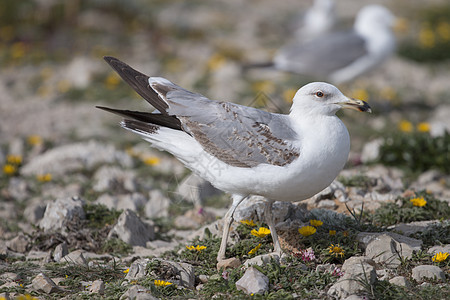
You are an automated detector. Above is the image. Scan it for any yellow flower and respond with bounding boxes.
[329,230,337,236]
[27,135,43,146]
[240,219,257,227]
[298,226,316,237]
[186,245,207,252]
[3,164,17,175]
[154,279,173,286]
[142,156,160,166]
[6,154,22,165]
[57,79,71,93]
[282,88,297,103]
[105,73,121,89]
[410,196,427,207]
[309,219,323,227]
[419,24,435,48]
[437,21,450,41]
[432,252,449,263]
[11,42,26,60]
[251,227,271,238]
[37,173,52,182]
[351,88,369,102]
[123,268,129,274]
[207,53,226,71]
[251,80,275,95]
[248,243,261,255]
[329,244,345,257]
[417,122,430,133]
[399,120,413,133]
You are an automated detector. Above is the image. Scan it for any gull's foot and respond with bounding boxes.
[216,257,241,271]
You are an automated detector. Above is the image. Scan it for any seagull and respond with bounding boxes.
[274,4,397,83]
[97,56,371,262]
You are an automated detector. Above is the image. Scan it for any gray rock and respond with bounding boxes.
[39,196,85,233]
[108,210,155,246]
[428,103,450,137]
[390,220,440,236]
[6,233,29,253]
[62,250,88,266]
[427,244,450,255]
[144,240,179,257]
[161,260,195,289]
[21,141,133,176]
[23,202,46,224]
[365,234,414,268]
[357,232,422,251]
[174,215,200,229]
[411,265,445,282]
[308,180,348,203]
[53,242,69,262]
[89,279,105,294]
[0,202,16,221]
[198,274,208,283]
[344,296,366,300]
[7,177,29,201]
[317,199,337,209]
[175,173,222,206]
[120,285,159,300]
[244,253,280,267]
[93,166,138,192]
[328,256,377,299]
[233,195,293,225]
[96,193,147,212]
[389,276,410,287]
[26,250,51,262]
[125,259,150,280]
[32,273,60,294]
[217,257,241,271]
[145,190,171,218]
[236,267,269,295]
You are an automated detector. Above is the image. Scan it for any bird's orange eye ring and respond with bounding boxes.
[316,91,324,97]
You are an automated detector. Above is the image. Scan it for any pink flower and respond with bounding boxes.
[222,270,229,280]
[331,267,344,277]
[301,248,316,262]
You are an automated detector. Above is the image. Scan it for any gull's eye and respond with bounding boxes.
[315,91,324,98]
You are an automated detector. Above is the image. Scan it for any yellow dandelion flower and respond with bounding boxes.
[417,122,430,133]
[27,135,43,146]
[37,85,51,97]
[282,88,297,103]
[154,279,173,286]
[186,245,207,251]
[399,120,413,133]
[105,73,121,89]
[3,164,17,175]
[419,24,435,48]
[329,230,337,236]
[251,227,271,238]
[298,226,316,237]
[248,243,262,255]
[351,89,369,102]
[310,219,323,227]
[432,252,449,263]
[142,156,160,166]
[207,53,226,71]
[240,219,257,227]
[7,154,22,165]
[251,80,275,95]
[57,79,71,93]
[37,173,52,182]
[11,42,26,60]
[329,244,345,257]
[437,21,450,41]
[410,196,427,207]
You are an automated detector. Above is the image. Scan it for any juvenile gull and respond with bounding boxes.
[97,56,371,262]
[274,5,397,83]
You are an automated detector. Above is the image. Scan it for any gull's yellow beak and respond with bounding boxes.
[338,98,372,113]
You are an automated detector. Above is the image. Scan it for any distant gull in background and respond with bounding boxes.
[293,0,336,41]
[274,5,397,83]
[97,56,371,263]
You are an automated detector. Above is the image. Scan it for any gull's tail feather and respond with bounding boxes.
[103,56,169,114]
[96,106,182,131]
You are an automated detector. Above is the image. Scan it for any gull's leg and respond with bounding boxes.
[217,194,247,262]
[265,200,282,255]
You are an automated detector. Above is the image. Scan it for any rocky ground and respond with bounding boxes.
[0,0,450,299]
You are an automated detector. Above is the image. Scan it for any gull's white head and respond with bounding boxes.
[354,5,395,36]
[290,82,371,116]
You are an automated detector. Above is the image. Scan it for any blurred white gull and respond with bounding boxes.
[294,0,336,40]
[274,5,397,84]
[97,57,371,263]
